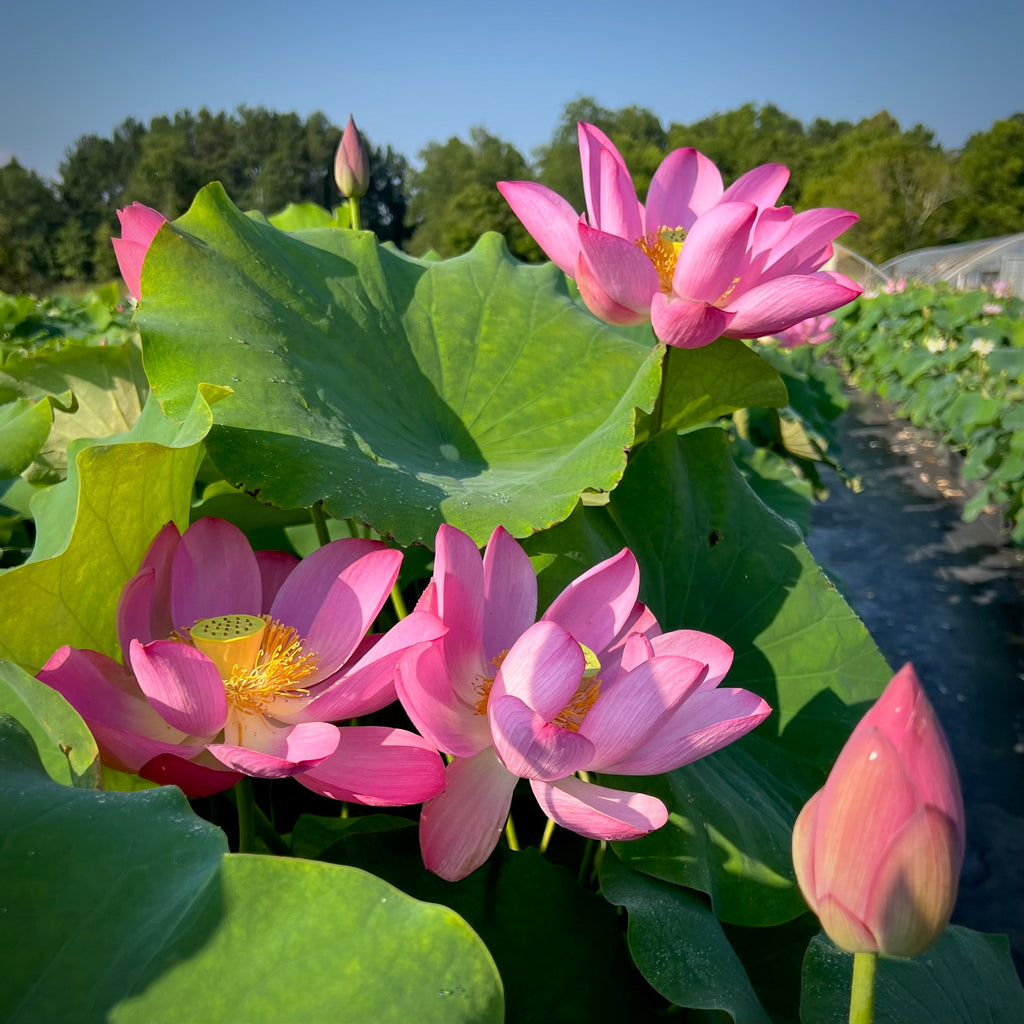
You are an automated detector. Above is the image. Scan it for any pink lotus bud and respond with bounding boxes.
[334,115,369,200]
[111,202,167,300]
[792,664,964,957]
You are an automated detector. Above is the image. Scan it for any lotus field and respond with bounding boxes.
[1,121,1022,1024]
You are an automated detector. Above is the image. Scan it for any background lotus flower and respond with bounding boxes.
[38,517,446,803]
[771,313,836,348]
[792,663,964,957]
[396,524,771,880]
[111,202,167,300]
[498,122,861,349]
[334,114,369,201]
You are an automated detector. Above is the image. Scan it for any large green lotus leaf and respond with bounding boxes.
[137,184,662,545]
[800,929,1024,1024]
[0,718,502,1024]
[599,853,770,1022]
[0,385,220,671]
[0,396,52,477]
[0,658,99,787]
[524,428,891,925]
[0,341,148,483]
[266,201,350,231]
[292,813,658,1024]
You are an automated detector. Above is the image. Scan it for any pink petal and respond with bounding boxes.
[724,273,861,337]
[128,639,228,736]
[489,694,594,781]
[432,524,486,684]
[599,687,771,774]
[482,526,538,660]
[672,202,757,303]
[542,548,641,657]
[577,222,659,313]
[531,775,668,840]
[296,725,446,806]
[578,123,635,231]
[394,638,493,758]
[576,252,653,326]
[88,720,208,774]
[646,147,723,231]
[593,145,643,239]
[419,747,519,881]
[301,609,448,722]
[36,645,168,738]
[491,620,584,719]
[170,518,262,631]
[808,728,917,912]
[863,804,962,956]
[255,549,299,613]
[271,537,390,637]
[765,207,859,276]
[579,656,708,767]
[650,292,730,349]
[112,204,165,300]
[207,720,341,777]
[497,181,582,277]
[139,752,242,797]
[815,893,879,954]
[721,164,789,208]
[649,630,734,689]
[117,521,179,649]
[792,789,822,908]
[301,547,402,681]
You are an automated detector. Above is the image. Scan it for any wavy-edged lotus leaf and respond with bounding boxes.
[0,385,221,671]
[0,717,503,1024]
[136,184,662,545]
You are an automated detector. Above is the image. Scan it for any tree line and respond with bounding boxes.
[2,99,1021,293]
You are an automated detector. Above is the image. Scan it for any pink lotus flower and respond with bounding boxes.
[884,277,907,294]
[395,524,771,881]
[37,518,446,803]
[334,114,370,200]
[772,314,836,348]
[111,202,167,301]
[497,123,861,349]
[792,664,964,957]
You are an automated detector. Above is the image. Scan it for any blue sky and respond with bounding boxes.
[2,0,1021,182]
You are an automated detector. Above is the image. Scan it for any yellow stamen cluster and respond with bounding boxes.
[636,226,686,293]
[473,650,509,716]
[190,614,319,716]
[553,676,602,732]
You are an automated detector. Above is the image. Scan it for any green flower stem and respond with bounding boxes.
[349,198,361,232]
[849,951,877,1024]
[310,502,331,547]
[504,814,520,852]
[538,816,556,854]
[236,777,256,853]
[390,582,408,620]
[650,340,674,438]
[253,803,291,856]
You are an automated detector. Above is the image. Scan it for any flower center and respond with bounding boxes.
[189,614,319,715]
[553,643,602,732]
[473,650,509,716]
[636,226,686,293]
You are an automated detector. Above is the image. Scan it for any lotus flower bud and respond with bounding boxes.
[334,115,369,200]
[111,202,167,301]
[792,664,964,957]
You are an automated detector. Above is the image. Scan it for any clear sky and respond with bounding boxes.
[2,0,1021,182]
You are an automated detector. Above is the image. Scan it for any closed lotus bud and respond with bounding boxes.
[792,664,964,957]
[111,202,167,301]
[334,115,369,200]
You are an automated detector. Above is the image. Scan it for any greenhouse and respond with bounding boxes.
[882,233,1024,296]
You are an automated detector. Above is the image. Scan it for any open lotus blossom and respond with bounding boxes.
[37,517,446,803]
[395,524,771,881]
[498,123,861,349]
[771,313,836,348]
[792,664,965,957]
[111,202,167,301]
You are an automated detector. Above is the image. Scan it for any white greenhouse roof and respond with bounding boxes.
[881,234,1024,296]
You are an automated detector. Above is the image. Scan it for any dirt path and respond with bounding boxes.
[804,387,1023,971]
